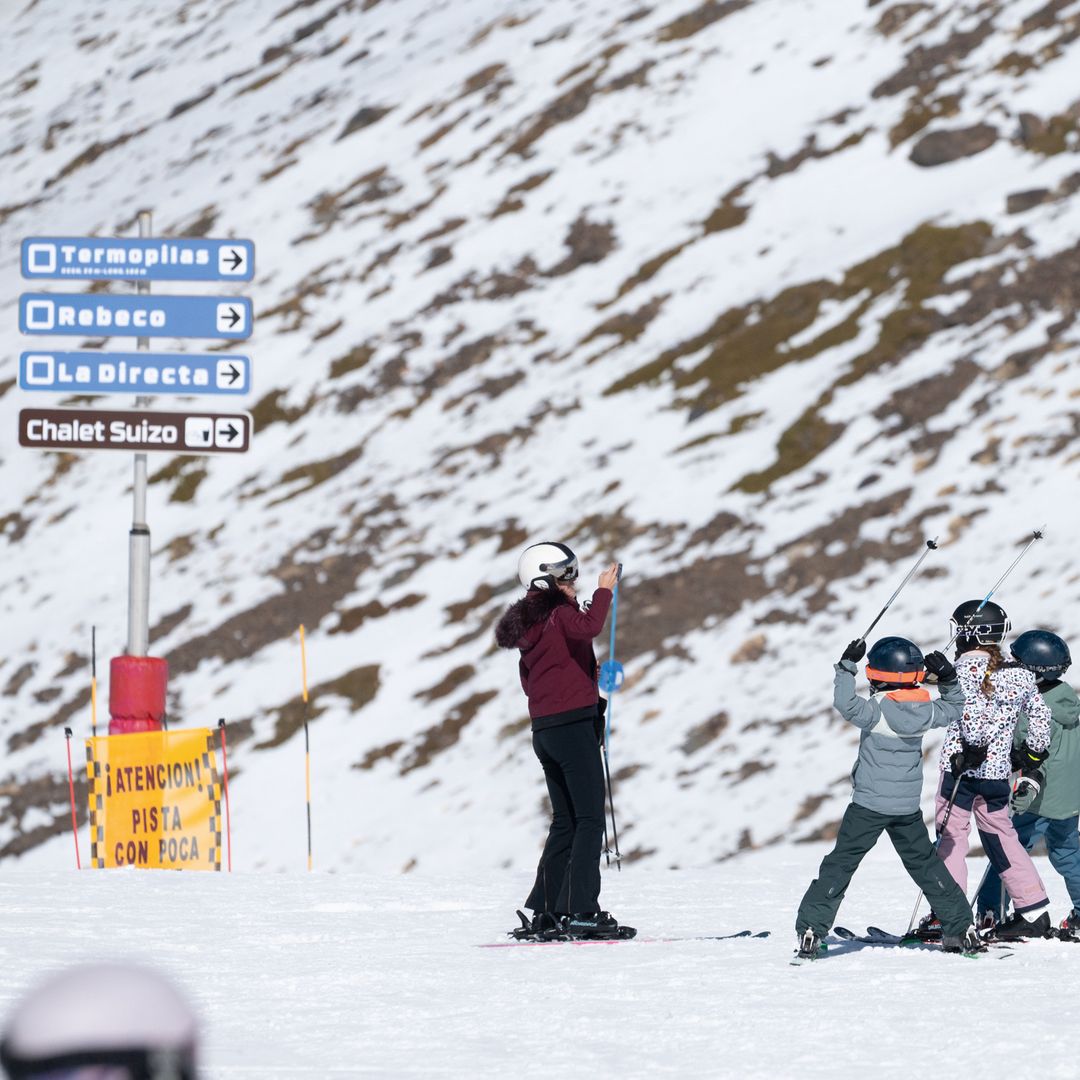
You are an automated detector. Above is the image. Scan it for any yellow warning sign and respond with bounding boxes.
[86,728,221,870]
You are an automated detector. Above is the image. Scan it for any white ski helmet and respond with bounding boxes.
[517,542,579,591]
[0,963,199,1079]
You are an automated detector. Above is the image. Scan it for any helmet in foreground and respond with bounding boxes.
[866,637,926,690]
[1011,629,1071,681]
[0,963,198,1079]
[517,542,579,591]
[951,599,1011,647]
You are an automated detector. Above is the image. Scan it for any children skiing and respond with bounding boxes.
[495,542,632,941]
[795,636,981,959]
[927,601,1054,940]
[975,630,1080,937]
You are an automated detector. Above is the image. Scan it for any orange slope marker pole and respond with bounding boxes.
[300,625,313,872]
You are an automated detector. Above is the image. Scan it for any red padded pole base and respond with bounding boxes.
[109,655,168,734]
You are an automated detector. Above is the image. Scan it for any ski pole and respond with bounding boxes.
[90,626,98,739]
[218,719,233,873]
[859,538,938,642]
[64,728,81,870]
[299,624,313,872]
[944,528,1044,651]
[598,564,625,870]
[906,776,964,935]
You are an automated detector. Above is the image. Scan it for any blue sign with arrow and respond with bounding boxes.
[21,237,255,282]
[19,351,250,396]
[19,293,252,340]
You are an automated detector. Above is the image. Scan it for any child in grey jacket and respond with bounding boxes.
[795,636,978,959]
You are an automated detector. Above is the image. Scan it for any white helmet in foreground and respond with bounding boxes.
[518,542,579,591]
[0,963,199,1079]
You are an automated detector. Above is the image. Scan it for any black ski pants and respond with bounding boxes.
[796,802,972,938]
[525,719,606,915]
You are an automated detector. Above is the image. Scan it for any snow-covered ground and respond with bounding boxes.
[5,847,1080,1078]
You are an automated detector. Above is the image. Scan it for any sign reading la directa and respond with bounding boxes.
[16,232,255,454]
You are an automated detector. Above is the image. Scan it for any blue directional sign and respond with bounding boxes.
[19,351,250,396]
[19,293,252,340]
[21,237,254,282]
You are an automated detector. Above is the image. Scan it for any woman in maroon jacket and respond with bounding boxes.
[495,542,630,940]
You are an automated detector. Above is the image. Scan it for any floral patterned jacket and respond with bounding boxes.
[939,650,1051,781]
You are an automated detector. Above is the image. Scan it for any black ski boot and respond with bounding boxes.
[1059,910,1080,941]
[794,928,825,961]
[564,911,636,940]
[993,909,1052,941]
[942,925,987,954]
[509,910,564,941]
[914,913,942,942]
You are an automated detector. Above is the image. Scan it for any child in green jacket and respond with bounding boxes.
[977,630,1080,937]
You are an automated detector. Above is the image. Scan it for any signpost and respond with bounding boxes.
[18,407,252,454]
[22,237,254,281]
[19,293,252,339]
[19,351,251,395]
[17,215,257,737]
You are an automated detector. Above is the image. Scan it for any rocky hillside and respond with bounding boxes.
[1,0,1079,872]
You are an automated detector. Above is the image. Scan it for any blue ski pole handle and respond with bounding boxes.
[599,660,624,694]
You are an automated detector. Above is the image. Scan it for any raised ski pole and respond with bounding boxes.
[63,727,81,870]
[299,624,313,872]
[598,564,625,870]
[859,538,938,643]
[906,777,964,935]
[943,528,1045,651]
[90,626,98,739]
[218,719,233,873]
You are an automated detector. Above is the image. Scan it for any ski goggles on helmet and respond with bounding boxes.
[865,666,926,685]
[538,554,578,582]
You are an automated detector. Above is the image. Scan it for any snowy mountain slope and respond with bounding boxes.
[1,0,1079,872]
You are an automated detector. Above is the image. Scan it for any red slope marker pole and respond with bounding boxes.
[218,718,233,873]
[64,727,81,870]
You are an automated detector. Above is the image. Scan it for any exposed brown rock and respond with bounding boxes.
[910,124,998,166]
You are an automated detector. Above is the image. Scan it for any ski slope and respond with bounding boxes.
[5,847,1080,1078]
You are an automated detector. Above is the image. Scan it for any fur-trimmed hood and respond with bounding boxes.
[495,588,574,649]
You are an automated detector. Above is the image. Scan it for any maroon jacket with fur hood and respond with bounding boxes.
[495,586,612,729]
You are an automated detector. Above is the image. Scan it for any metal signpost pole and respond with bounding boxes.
[128,210,152,657]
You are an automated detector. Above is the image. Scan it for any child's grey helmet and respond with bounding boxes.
[517,542,579,591]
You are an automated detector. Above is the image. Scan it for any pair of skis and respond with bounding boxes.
[480,929,771,949]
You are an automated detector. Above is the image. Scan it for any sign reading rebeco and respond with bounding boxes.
[18,408,252,454]
[19,293,252,339]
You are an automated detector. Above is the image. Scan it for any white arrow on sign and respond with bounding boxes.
[215,303,246,334]
[218,246,246,276]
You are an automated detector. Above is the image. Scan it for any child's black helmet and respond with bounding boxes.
[1011,629,1071,680]
[866,637,926,689]
[951,599,1010,647]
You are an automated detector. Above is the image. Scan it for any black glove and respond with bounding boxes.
[594,698,607,746]
[1015,739,1049,777]
[950,739,989,778]
[841,639,866,664]
[923,650,957,684]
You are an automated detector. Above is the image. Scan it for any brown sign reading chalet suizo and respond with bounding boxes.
[18,407,251,454]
